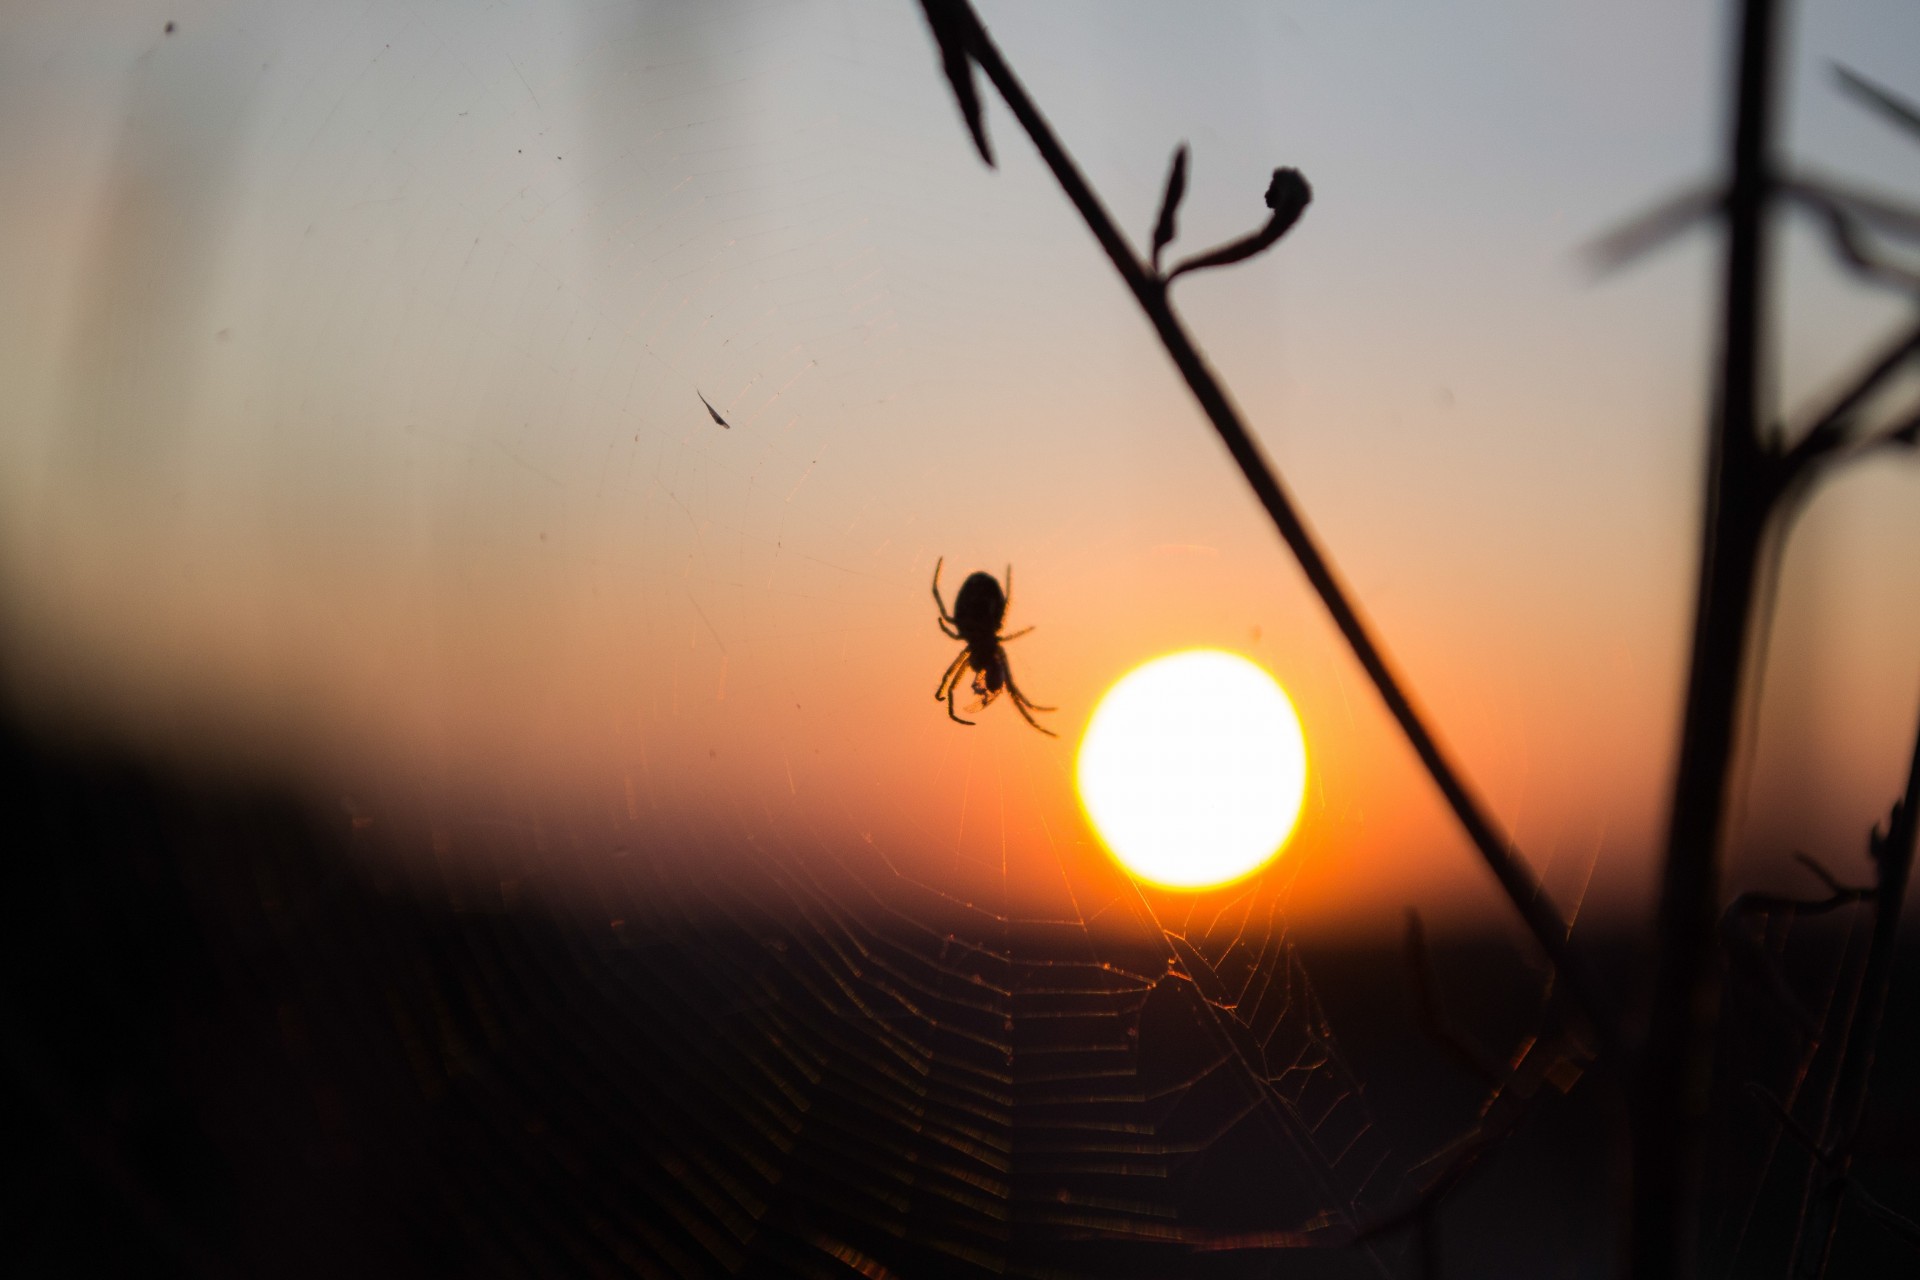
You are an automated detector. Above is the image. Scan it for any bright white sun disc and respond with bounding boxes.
[1076,650,1307,890]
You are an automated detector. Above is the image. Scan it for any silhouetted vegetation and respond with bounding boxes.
[915,0,1920,1274]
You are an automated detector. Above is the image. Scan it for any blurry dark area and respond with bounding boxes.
[5,704,1917,1277]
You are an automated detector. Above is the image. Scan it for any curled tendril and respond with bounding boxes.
[1164,167,1312,283]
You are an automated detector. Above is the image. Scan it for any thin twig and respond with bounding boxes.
[1794,188,1920,292]
[1778,318,1920,482]
[1751,1081,1920,1254]
[915,0,1614,1050]
[1824,403,1920,463]
[1786,174,1920,242]
[1724,903,1864,1265]
[1795,852,1857,897]
[1726,853,1875,919]
[1834,63,1920,143]
[1749,1081,1829,1164]
[1850,1183,1920,1251]
[1720,857,1874,1041]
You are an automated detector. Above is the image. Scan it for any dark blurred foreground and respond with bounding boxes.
[5,712,1917,1278]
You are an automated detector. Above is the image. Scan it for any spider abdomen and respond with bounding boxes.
[952,572,1006,636]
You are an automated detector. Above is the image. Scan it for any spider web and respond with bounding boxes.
[358,783,1407,1279]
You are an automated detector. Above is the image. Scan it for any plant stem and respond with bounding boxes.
[1633,0,1783,1274]
[939,3,1612,1044]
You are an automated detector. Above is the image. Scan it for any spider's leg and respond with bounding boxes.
[1006,683,1059,737]
[1003,660,1053,711]
[1011,685,1054,712]
[935,649,969,702]
[945,664,976,727]
[1002,564,1013,613]
[933,562,962,636]
[932,557,951,621]
[1005,665,1057,721]
[998,625,1034,643]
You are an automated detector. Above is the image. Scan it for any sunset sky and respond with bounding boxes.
[3,0,1917,932]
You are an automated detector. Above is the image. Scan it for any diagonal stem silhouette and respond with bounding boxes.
[920,1,1612,1045]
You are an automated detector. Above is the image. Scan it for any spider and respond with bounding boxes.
[931,557,1056,736]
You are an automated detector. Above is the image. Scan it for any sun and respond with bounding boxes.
[1076,650,1308,891]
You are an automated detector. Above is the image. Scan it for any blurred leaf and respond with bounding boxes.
[918,0,993,168]
[1786,176,1920,243]
[1836,63,1920,143]
[1165,167,1312,283]
[1786,181,1920,292]
[1584,184,1722,273]
[1150,144,1189,273]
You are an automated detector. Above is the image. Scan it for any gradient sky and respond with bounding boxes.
[3,0,1917,932]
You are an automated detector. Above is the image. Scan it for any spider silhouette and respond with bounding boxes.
[931,557,1056,736]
